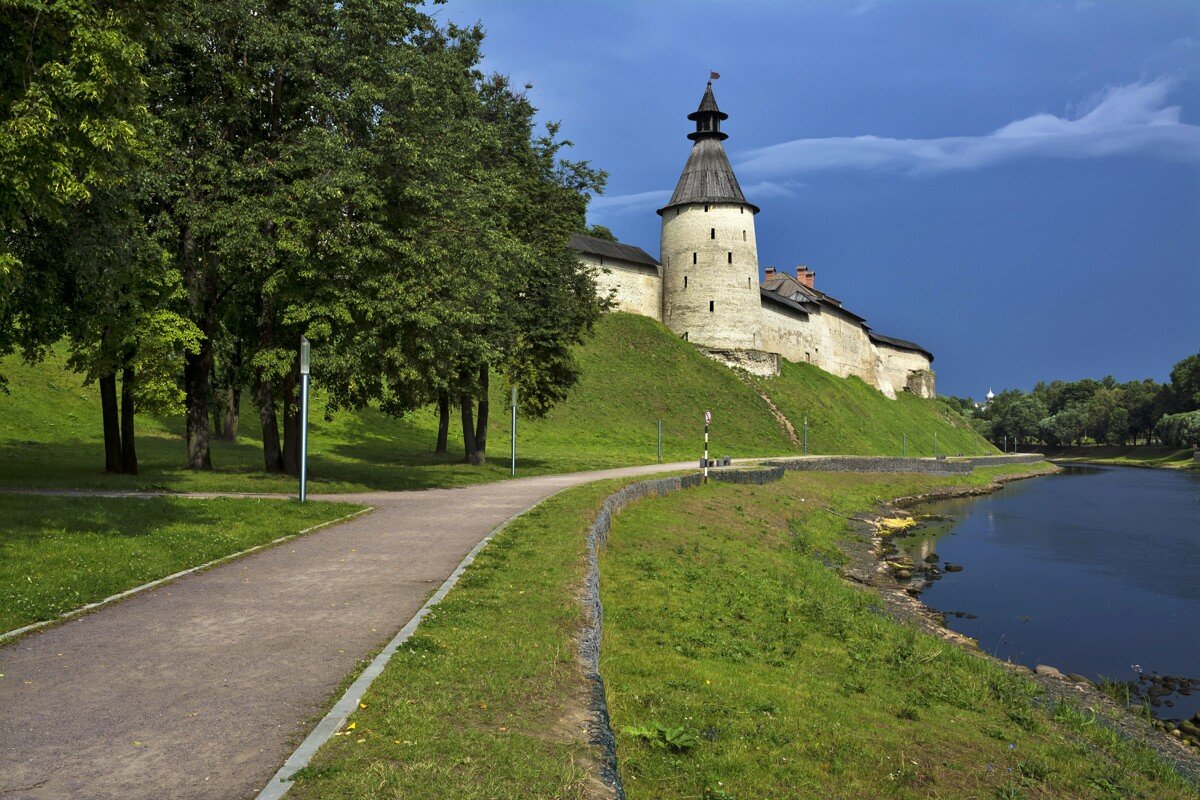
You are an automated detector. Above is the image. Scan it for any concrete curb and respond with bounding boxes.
[253,488,576,800]
[0,504,375,645]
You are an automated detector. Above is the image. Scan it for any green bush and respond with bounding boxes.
[1154,411,1200,447]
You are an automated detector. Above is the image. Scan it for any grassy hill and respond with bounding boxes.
[0,313,992,492]
[756,359,990,457]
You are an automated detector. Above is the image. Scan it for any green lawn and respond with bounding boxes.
[284,463,1194,800]
[0,494,362,633]
[602,467,1192,799]
[1036,445,1197,470]
[756,358,992,457]
[0,314,993,493]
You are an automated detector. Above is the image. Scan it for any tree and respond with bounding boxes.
[1120,380,1159,445]
[1168,353,1200,413]
[1038,407,1086,447]
[1105,407,1129,446]
[1086,387,1124,444]
[1,1,155,385]
[584,223,617,242]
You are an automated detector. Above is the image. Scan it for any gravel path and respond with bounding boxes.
[0,462,695,800]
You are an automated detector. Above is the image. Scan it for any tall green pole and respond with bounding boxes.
[298,337,311,502]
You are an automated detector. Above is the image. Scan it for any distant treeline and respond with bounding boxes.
[939,353,1200,449]
[1,2,608,475]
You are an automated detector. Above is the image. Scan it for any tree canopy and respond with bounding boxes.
[1,0,607,474]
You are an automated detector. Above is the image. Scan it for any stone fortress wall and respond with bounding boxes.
[574,80,936,400]
[578,250,661,320]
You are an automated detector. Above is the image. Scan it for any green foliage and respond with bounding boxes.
[1155,411,1200,448]
[622,722,699,753]
[1169,354,1200,412]
[0,0,150,276]
[584,223,618,241]
[1038,406,1086,447]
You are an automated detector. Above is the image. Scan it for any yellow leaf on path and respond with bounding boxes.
[346,722,356,730]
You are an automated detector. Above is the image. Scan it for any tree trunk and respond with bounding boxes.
[100,371,122,474]
[258,377,284,472]
[435,393,450,454]
[223,385,240,441]
[120,365,138,475]
[181,225,216,470]
[281,363,301,477]
[474,363,489,457]
[461,392,483,465]
[184,343,214,470]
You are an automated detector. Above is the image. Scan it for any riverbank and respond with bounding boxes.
[1030,444,1198,471]
[864,465,1200,786]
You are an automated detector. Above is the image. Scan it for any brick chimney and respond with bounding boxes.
[796,265,815,289]
[763,266,776,280]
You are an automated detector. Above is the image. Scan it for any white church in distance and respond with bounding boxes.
[569,81,936,399]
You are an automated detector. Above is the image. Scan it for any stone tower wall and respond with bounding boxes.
[660,202,763,349]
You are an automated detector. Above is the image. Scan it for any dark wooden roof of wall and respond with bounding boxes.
[867,330,934,361]
[568,233,660,267]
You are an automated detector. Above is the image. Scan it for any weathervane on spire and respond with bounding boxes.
[710,71,721,80]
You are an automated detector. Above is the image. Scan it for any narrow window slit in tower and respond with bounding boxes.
[727,252,732,264]
[692,252,697,265]
[743,230,746,241]
[704,204,709,212]
[710,228,715,239]
[709,300,714,312]
[684,275,688,288]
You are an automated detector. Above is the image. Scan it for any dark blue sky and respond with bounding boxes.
[441,0,1200,399]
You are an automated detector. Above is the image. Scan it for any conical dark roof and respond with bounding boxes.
[658,82,759,216]
[687,82,728,121]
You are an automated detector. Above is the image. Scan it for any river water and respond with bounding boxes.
[899,464,1200,720]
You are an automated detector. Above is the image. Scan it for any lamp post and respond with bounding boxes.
[299,336,310,503]
[511,386,518,476]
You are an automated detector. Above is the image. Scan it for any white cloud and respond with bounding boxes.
[588,180,803,219]
[588,188,671,216]
[736,78,1200,178]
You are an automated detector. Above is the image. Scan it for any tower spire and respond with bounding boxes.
[687,81,729,141]
[658,80,758,216]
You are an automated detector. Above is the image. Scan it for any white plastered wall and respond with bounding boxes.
[579,252,662,321]
[660,203,763,350]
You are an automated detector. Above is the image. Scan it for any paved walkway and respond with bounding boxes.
[0,462,695,800]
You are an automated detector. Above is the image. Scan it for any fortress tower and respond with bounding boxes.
[658,81,764,351]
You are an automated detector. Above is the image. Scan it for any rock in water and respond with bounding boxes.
[1035,664,1065,679]
[944,563,964,572]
